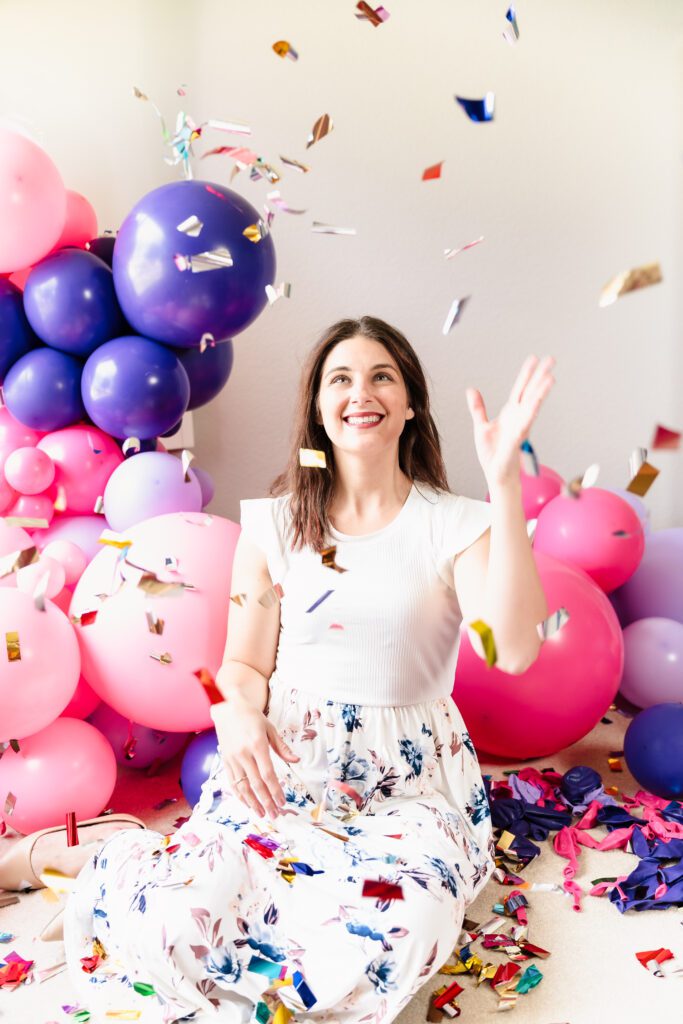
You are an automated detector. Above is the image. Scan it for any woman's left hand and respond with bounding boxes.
[466,355,556,489]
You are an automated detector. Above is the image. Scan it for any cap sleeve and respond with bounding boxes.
[239,497,289,583]
[434,492,491,588]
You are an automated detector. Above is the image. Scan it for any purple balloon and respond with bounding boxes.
[624,702,683,799]
[32,514,109,562]
[610,529,683,627]
[175,339,234,410]
[603,487,651,534]
[81,335,190,439]
[103,451,203,532]
[0,280,39,382]
[89,702,188,769]
[4,347,84,430]
[180,728,219,807]
[86,235,116,267]
[23,250,125,357]
[620,617,683,708]
[112,180,276,347]
[193,466,215,507]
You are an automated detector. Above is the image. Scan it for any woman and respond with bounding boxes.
[58,316,552,1023]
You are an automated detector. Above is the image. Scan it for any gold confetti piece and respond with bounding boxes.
[311,222,356,236]
[39,868,80,893]
[321,546,347,573]
[599,262,662,307]
[537,606,570,640]
[652,424,681,450]
[2,516,50,529]
[181,449,194,482]
[627,448,660,497]
[150,652,173,665]
[444,236,484,259]
[137,573,189,597]
[0,544,38,579]
[105,1012,142,1021]
[607,756,623,772]
[146,610,165,635]
[355,1,390,25]
[306,113,333,149]
[4,791,16,815]
[174,247,234,272]
[98,531,133,549]
[122,437,142,457]
[581,463,600,488]
[230,592,248,606]
[258,583,285,608]
[422,161,443,181]
[9,739,20,753]
[198,332,215,353]
[243,220,269,243]
[468,619,497,667]
[5,631,21,662]
[177,214,203,236]
[265,282,292,305]
[266,190,307,215]
[299,448,327,468]
[93,495,105,514]
[442,296,470,334]
[53,485,68,512]
[272,40,299,60]
[280,154,310,173]
[562,476,583,499]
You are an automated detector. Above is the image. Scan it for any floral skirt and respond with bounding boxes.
[64,680,495,1024]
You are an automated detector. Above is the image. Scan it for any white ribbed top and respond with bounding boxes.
[239,483,491,707]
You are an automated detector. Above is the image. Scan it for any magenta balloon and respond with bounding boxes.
[453,552,624,759]
[619,617,683,709]
[103,451,202,532]
[612,529,683,627]
[37,424,123,514]
[0,590,80,741]
[33,514,107,562]
[70,511,240,730]
[603,487,651,535]
[0,717,116,834]
[61,675,101,719]
[533,487,644,592]
[88,702,188,769]
[3,445,55,494]
[0,406,43,450]
[520,463,564,519]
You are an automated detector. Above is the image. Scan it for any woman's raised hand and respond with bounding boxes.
[210,696,300,819]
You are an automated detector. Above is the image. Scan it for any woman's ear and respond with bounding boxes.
[406,407,415,420]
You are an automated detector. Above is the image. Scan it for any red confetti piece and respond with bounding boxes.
[636,948,674,969]
[432,980,464,1008]
[362,879,404,901]
[422,161,443,181]
[80,954,101,973]
[194,667,224,705]
[66,811,79,847]
[651,424,681,450]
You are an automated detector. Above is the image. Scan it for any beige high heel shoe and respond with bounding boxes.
[39,908,65,942]
[0,813,146,891]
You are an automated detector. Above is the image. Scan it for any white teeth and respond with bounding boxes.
[345,415,382,425]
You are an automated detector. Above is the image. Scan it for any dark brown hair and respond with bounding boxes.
[270,316,449,551]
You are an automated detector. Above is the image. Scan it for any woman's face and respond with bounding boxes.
[317,335,414,458]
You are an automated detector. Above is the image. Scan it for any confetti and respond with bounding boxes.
[230,592,248,606]
[355,2,390,26]
[174,247,233,272]
[267,190,306,215]
[5,631,20,662]
[444,236,484,259]
[537,606,570,640]
[468,619,497,667]
[306,114,333,149]
[520,439,539,477]
[299,448,327,468]
[422,161,443,181]
[122,437,142,456]
[176,214,203,237]
[311,222,357,236]
[181,449,194,482]
[265,282,292,305]
[306,590,334,613]
[194,667,224,706]
[280,154,310,173]
[607,757,623,772]
[98,531,133,550]
[2,516,50,529]
[272,40,299,60]
[627,448,659,497]
[4,792,16,815]
[651,424,680,450]
[321,546,347,573]
[146,610,165,635]
[0,544,38,579]
[66,811,79,847]
[204,117,252,136]
[599,262,662,307]
[455,92,495,122]
[133,982,156,996]
[93,495,105,514]
[362,879,404,900]
[150,652,173,665]
[243,221,269,243]
[442,296,470,334]
[502,4,520,44]
[258,582,285,608]
[581,463,600,488]
[39,868,79,894]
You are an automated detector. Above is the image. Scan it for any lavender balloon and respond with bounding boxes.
[89,702,188,769]
[81,335,190,439]
[610,529,683,627]
[193,466,215,507]
[0,280,39,382]
[112,180,276,347]
[4,348,84,430]
[103,451,203,532]
[180,728,219,808]
[620,617,683,708]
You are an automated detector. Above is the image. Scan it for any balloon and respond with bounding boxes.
[609,529,683,627]
[3,446,54,494]
[112,180,276,347]
[3,347,84,430]
[624,703,683,800]
[37,424,123,515]
[0,717,117,834]
[533,488,644,592]
[520,463,564,520]
[6,492,55,527]
[23,249,124,357]
[103,451,203,532]
[61,675,101,719]
[32,514,106,562]
[0,519,33,558]
[180,728,219,807]
[0,405,44,451]
[453,552,624,759]
[0,476,17,514]
[16,554,66,598]
[0,127,67,274]
[86,235,115,267]
[71,511,241,730]
[603,486,651,535]
[42,539,88,585]
[176,339,234,410]
[193,466,215,507]
[122,437,158,458]
[0,590,80,741]
[52,189,98,250]
[88,703,188,769]
[81,335,190,439]
[0,279,39,382]
[619,618,683,708]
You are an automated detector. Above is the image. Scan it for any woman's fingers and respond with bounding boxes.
[509,355,538,404]
[466,387,488,426]
[227,753,282,819]
[225,757,266,818]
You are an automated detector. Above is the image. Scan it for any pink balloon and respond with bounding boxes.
[533,487,645,592]
[42,538,88,585]
[520,463,564,520]
[32,513,107,562]
[0,518,33,557]
[16,554,66,599]
[0,128,67,274]
[0,589,80,741]
[0,406,43,452]
[71,512,240,731]
[0,475,18,513]
[51,189,98,250]
[37,425,123,514]
[3,445,55,494]
[61,675,101,719]
[6,492,54,527]
[7,265,31,290]
[89,703,188,769]
[0,717,116,834]
[453,552,624,759]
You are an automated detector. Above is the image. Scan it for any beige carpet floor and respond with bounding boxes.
[1,711,681,1024]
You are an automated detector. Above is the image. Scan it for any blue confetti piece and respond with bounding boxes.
[305,589,334,613]
[455,92,495,122]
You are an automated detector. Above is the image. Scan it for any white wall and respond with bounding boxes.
[2,0,682,525]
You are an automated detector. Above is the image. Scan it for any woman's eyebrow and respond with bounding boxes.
[324,363,396,379]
